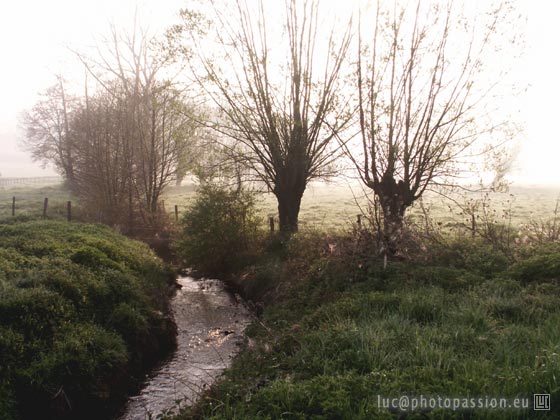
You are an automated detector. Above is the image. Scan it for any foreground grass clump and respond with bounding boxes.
[173,232,560,420]
[0,220,176,420]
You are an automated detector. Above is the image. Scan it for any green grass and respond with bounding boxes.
[171,233,560,420]
[0,184,75,220]
[0,220,176,420]
[6,182,560,419]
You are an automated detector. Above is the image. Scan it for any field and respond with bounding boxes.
[100,181,560,231]
[3,181,559,232]
[3,180,560,419]
[0,183,74,220]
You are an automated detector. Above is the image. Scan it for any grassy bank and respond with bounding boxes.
[172,229,560,419]
[0,219,177,420]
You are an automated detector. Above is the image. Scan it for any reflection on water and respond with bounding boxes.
[118,276,251,420]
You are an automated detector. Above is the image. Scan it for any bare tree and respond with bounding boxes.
[20,76,78,185]
[175,0,353,233]
[346,0,520,254]
[69,83,130,225]
[22,24,201,233]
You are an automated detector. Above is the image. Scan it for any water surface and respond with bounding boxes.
[118,276,251,420]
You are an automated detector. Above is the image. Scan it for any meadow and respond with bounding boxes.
[105,180,560,233]
[0,183,74,220]
[3,180,560,419]
[173,243,560,419]
[3,180,559,233]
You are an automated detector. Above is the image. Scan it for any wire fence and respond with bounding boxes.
[1,194,287,235]
[0,176,62,187]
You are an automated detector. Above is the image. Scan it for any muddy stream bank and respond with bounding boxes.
[116,275,252,420]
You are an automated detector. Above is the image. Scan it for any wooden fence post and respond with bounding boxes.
[269,216,275,233]
[67,201,72,222]
[174,205,179,222]
[12,196,15,216]
[357,214,362,228]
[43,198,48,219]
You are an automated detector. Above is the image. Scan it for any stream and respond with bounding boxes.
[117,275,252,420]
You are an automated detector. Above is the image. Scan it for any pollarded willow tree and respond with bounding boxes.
[173,0,353,233]
[345,0,522,254]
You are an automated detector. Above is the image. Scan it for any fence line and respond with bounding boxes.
[4,196,297,233]
[0,176,62,187]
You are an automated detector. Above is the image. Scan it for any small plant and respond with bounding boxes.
[520,198,560,245]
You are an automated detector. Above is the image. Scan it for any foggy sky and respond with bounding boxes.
[0,0,558,185]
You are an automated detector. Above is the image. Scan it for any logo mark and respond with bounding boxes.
[534,394,550,411]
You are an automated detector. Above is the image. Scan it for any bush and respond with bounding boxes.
[430,238,510,278]
[509,244,560,283]
[21,323,128,408]
[176,185,262,276]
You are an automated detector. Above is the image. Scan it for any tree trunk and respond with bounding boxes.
[381,204,406,256]
[276,190,304,234]
[375,174,412,256]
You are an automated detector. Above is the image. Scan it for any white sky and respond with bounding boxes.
[0,0,184,177]
[0,0,558,186]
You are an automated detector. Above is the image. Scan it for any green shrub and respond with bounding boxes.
[243,260,284,302]
[108,302,149,345]
[509,245,560,283]
[431,239,510,278]
[70,246,122,271]
[23,323,128,396]
[0,381,17,420]
[0,287,74,343]
[176,185,262,276]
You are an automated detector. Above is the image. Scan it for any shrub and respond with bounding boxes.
[20,323,128,419]
[70,246,122,271]
[0,287,74,343]
[430,238,510,278]
[509,243,560,283]
[176,184,262,276]
[108,302,149,345]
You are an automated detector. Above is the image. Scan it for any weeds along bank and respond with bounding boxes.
[0,219,177,420]
[172,188,560,419]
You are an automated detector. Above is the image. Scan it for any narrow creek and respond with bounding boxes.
[117,275,252,420]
